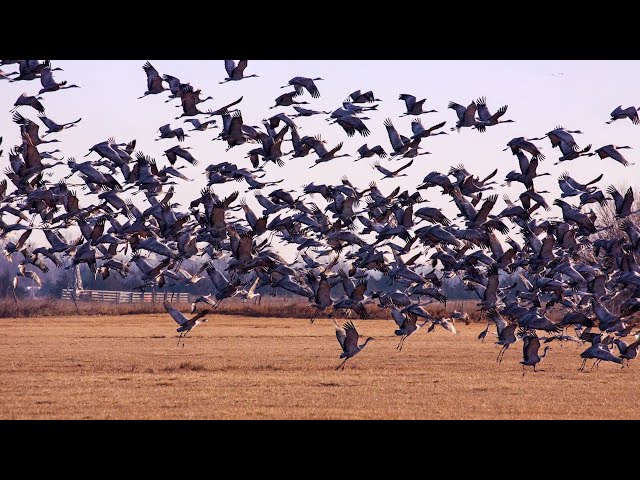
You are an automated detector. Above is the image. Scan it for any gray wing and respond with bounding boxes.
[334,320,347,351]
[224,60,236,77]
[163,300,188,325]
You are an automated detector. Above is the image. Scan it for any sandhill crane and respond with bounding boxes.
[80,138,130,179]
[38,63,79,94]
[489,308,519,363]
[415,206,451,226]
[587,145,633,167]
[589,297,626,333]
[307,272,333,323]
[139,61,166,98]
[164,145,198,166]
[330,276,371,320]
[0,68,17,80]
[429,317,457,334]
[620,298,640,318]
[329,115,371,137]
[542,126,584,147]
[554,142,592,164]
[9,60,64,82]
[504,155,550,189]
[558,172,602,198]
[333,320,374,370]
[383,118,422,157]
[356,144,387,160]
[266,113,298,131]
[220,60,259,83]
[390,306,429,351]
[553,199,597,233]
[192,261,241,311]
[163,300,210,347]
[519,329,551,375]
[579,334,622,371]
[206,97,243,119]
[282,76,323,98]
[616,335,640,368]
[13,112,59,146]
[291,106,331,118]
[183,118,217,131]
[271,91,309,109]
[346,90,380,103]
[12,94,45,114]
[171,85,213,107]
[37,113,81,135]
[448,100,477,131]
[233,276,262,304]
[342,102,378,115]
[473,97,514,132]
[156,124,188,142]
[305,137,350,167]
[520,188,551,211]
[607,105,639,125]
[399,94,436,116]
[607,185,634,218]
[372,159,413,180]
[503,137,545,160]
[218,110,254,151]
[410,119,447,139]
[12,263,42,300]
[174,85,211,119]
[160,73,189,102]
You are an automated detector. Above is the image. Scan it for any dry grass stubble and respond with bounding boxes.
[1,314,638,419]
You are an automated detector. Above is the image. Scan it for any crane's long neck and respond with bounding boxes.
[359,337,374,351]
[540,346,550,360]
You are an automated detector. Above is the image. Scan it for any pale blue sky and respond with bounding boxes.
[2,60,638,257]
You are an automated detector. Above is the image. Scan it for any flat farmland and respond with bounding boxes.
[1,314,638,419]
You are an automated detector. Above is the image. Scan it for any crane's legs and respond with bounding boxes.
[497,345,507,363]
[70,289,80,314]
[479,324,489,342]
[11,287,18,307]
[522,365,526,376]
[335,358,349,371]
[579,358,587,372]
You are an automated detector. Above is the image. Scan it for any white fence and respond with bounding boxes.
[61,289,192,304]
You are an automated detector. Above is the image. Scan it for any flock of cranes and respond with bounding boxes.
[1,59,640,373]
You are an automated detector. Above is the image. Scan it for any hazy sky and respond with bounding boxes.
[1,60,638,256]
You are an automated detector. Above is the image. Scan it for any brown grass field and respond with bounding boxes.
[1,313,638,419]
